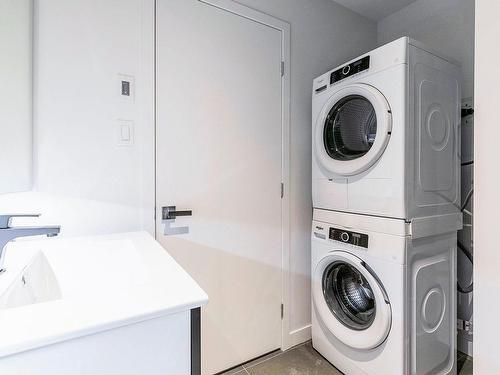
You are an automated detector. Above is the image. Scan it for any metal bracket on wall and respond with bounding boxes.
[457,318,473,335]
[162,206,192,236]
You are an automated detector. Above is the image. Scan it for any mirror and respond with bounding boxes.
[0,0,32,193]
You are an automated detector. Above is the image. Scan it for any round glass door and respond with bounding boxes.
[314,84,392,177]
[322,261,376,330]
[323,95,377,161]
[312,252,392,350]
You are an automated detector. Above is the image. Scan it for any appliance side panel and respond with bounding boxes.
[408,233,457,375]
[408,45,461,219]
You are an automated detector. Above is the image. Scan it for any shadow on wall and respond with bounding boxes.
[156,235,311,374]
[0,192,146,237]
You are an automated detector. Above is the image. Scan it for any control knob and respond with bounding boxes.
[340,232,350,242]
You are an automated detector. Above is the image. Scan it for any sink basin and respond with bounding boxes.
[0,231,208,375]
[0,251,61,310]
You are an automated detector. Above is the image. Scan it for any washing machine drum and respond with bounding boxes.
[315,84,392,176]
[313,252,392,350]
[323,262,376,330]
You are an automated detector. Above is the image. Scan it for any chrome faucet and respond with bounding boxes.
[0,214,61,274]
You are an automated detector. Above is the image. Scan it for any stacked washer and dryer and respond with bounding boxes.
[311,37,462,375]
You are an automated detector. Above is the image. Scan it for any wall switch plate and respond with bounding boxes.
[121,80,130,96]
[117,119,134,146]
[118,74,135,102]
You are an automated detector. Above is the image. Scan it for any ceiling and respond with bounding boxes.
[334,0,418,21]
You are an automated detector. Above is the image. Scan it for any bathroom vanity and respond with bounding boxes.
[0,232,207,375]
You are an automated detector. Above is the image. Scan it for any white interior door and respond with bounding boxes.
[156,1,284,373]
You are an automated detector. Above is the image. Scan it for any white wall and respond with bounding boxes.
[0,0,155,236]
[234,0,377,346]
[474,1,500,372]
[0,0,33,193]
[378,0,475,99]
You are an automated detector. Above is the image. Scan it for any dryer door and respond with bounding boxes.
[313,251,392,350]
[314,84,392,176]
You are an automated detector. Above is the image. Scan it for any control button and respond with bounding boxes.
[340,232,350,242]
[342,65,351,75]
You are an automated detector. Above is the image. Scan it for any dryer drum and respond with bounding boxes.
[323,95,377,161]
[322,261,376,331]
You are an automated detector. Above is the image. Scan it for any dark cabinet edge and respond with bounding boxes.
[191,307,201,375]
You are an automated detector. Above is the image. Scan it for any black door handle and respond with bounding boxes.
[162,206,192,220]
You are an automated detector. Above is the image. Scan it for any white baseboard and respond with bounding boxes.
[283,324,311,350]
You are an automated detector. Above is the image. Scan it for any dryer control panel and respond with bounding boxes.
[330,56,370,85]
[329,227,369,248]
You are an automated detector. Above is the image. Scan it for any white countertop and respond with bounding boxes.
[0,231,208,358]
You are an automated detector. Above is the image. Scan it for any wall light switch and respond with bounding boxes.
[117,119,134,146]
[121,123,131,141]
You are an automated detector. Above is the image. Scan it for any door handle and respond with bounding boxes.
[162,206,192,220]
[161,206,192,236]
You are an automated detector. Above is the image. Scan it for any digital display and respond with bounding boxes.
[330,56,370,85]
[329,227,369,248]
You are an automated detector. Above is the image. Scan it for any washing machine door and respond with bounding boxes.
[314,84,392,176]
[313,251,392,350]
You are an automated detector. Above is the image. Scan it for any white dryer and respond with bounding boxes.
[311,208,461,375]
[312,37,461,219]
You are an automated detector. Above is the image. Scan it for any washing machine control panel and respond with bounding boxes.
[329,227,369,248]
[330,56,370,85]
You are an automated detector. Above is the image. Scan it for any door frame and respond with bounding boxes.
[154,0,292,351]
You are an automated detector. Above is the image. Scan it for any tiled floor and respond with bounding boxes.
[458,351,473,375]
[221,342,473,375]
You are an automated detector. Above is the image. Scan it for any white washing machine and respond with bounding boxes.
[312,37,461,219]
[311,208,461,375]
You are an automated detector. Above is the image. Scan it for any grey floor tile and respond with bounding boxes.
[242,349,283,369]
[219,365,247,375]
[458,354,473,375]
[246,342,342,375]
[224,345,473,375]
